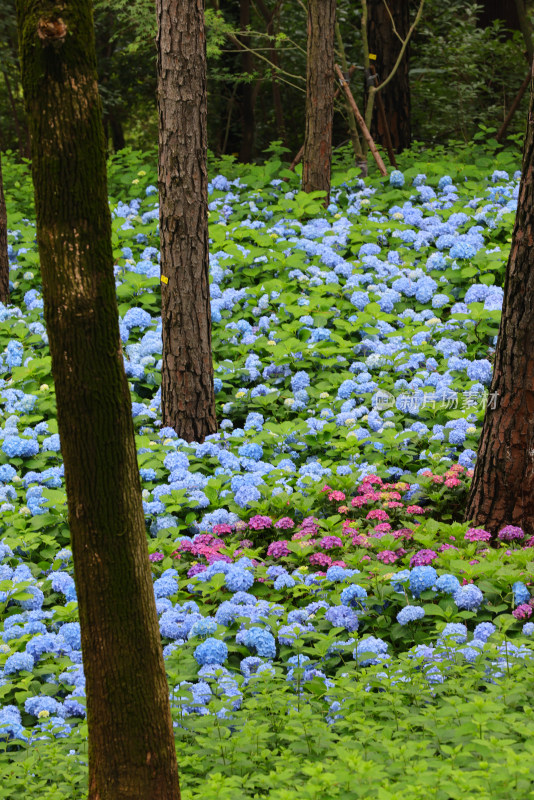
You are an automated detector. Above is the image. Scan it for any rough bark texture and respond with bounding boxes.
[367,0,411,153]
[157,0,217,443]
[16,2,181,798]
[465,74,534,536]
[302,0,336,201]
[0,152,9,305]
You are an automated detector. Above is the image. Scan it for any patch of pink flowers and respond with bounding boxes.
[212,524,233,537]
[410,549,437,567]
[266,540,290,558]
[275,517,294,529]
[464,528,491,543]
[148,552,164,562]
[319,535,343,550]
[373,523,392,534]
[248,515,272,530]
[513,604,533,620]
[328,490,346,502]
[376,550,398,564]
[498,525,525,542]
[309,552,332,567]
[366,509,389,521]
[406,505,425,515]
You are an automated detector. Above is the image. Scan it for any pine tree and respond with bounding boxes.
[157,0,217,443]
[465,72,534,536]
[16,2,181,796]
[301,0,336,201]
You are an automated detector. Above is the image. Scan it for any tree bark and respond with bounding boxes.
[16,2,181,797]
[465,72,534,536]
[238,0,255,161]
[302,0,336,202]
[0,152,9,305]
[157,0,217,443]
[367,0,411,153]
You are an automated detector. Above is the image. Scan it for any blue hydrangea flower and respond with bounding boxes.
[194,637,228,666]
[389,170,405,188]
[397,606,425,625]
[453,584,483,611]
[409,566,437,598]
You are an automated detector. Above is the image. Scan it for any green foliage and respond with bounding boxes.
[3,655,534,799]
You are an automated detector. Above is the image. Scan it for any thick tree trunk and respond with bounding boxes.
[302,0,336,201]
[16,2,181,798]
[367,0,411,153]
[157,0,217,443]
[465,75,534,536]
[0,153,9,305]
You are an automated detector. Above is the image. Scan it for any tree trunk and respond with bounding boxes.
[0,152,9,305]
[302,0,336,201]
[239,0,255,161]
[465,75,534,536]
[16,2,181,798]
[109,111,126,151]
[367,0,411,153]
[157,0,217,443]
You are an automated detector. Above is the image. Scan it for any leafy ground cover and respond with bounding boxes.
[1,140,534,798]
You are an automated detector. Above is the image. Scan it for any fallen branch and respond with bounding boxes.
[334,63,387,177]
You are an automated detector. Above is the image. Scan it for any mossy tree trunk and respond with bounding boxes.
[0,152,9,304]
[157,0,217,443]
[302,0,336,203]
[465,74,534,536]
[367,0,411,153]
[16,2,180,797]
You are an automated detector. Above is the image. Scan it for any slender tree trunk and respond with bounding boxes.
[302,0,336,201]
[0,152,9,305]
[109,112,126,151]
[2,70,26,159]
[239,0,255,161]
[16,3,181,798]
[465,73,534,536]
[255,0,287,146]
[157,0,217,442]
[367,0,411,152]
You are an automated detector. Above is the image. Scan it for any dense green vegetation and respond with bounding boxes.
[1,139,534,797]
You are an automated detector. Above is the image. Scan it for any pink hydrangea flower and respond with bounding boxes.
[387,501,404,509]
[410,549,437,567]
[373,522,392,534]
[464,528,491,543]
[513,604,533,620]
[376,550,398,564]
[212,524,233,536]
[328,490,346,502]
[248,515,272,530]
[406,505,425,515]
[319,536,343,550]
[351,534,368,547]
[267,540,290,558]
[149,552,164,562]
[498,525,525,542]
[309,552,332,567]
[275,517,294,529]
[366,509,390,521]
[444,477,461,488]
